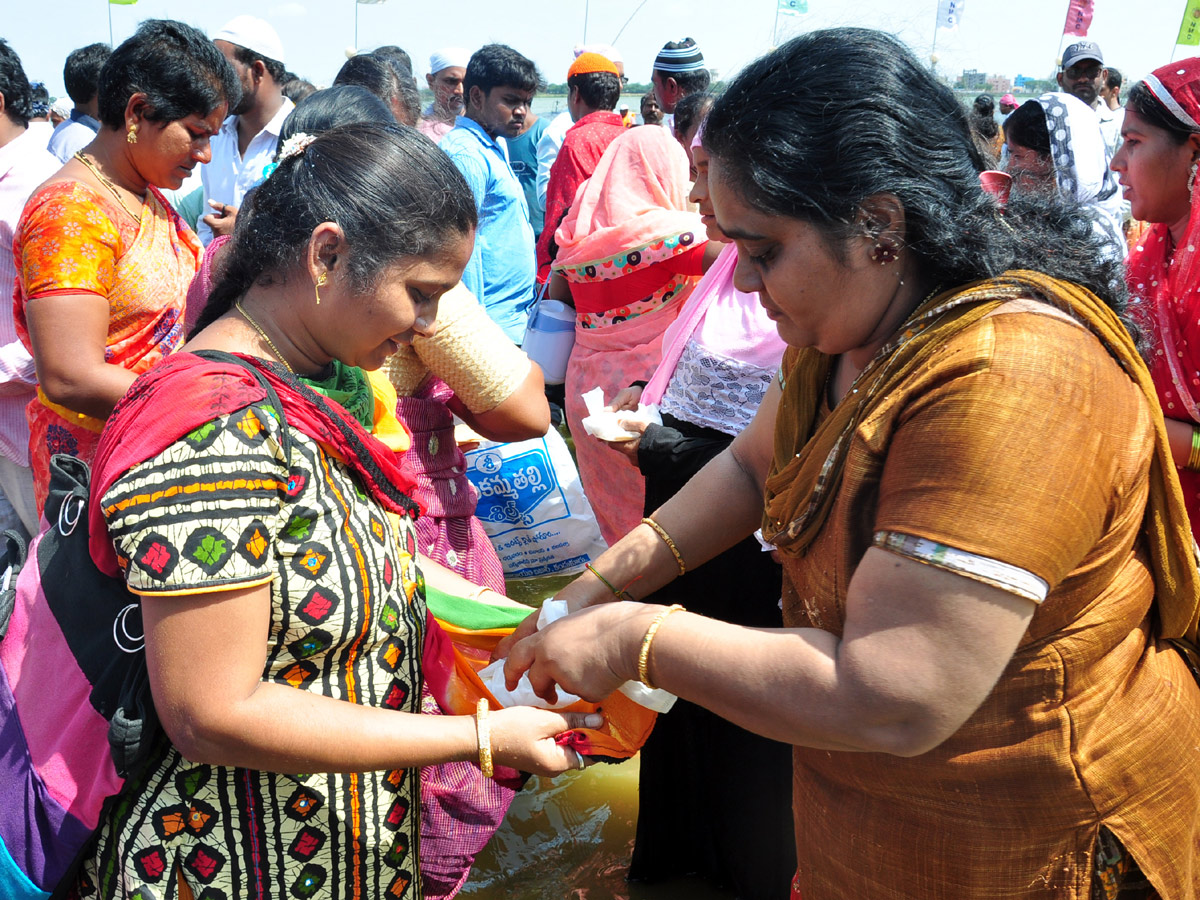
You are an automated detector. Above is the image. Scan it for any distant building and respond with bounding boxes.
[988,75,1012,94]
[960,69,988,90]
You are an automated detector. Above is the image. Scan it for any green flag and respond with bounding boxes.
[778,0,808,16]
[1180,0,1200,45]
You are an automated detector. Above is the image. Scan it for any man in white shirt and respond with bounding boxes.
[1099,67,1125,158]
[1057,41,1121,158]
[199,15,293,244]
[46,43,110,163]
[0,40,62,535]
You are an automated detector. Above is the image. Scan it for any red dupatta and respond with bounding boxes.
[88,350,420,576]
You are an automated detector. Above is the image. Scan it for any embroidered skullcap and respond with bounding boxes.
[1142,57,1200,132]
[568,52,620,80]
[654,38,705,74]
[213,15,286,65]
[429,47,470,75]
[575,43,623,65]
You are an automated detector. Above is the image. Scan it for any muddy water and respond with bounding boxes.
[461,761,735,900]
[459,578,738,900]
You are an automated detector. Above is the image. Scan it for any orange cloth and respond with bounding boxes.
[14,180,200,512]
[424,611,656,759]
[771,275,1200,898]
[567,52,619,79]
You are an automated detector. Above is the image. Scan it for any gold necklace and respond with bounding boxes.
[235,300,295,375]
[73,151,144,223]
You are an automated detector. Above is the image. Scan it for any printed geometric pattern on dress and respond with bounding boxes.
[86,410,425,899]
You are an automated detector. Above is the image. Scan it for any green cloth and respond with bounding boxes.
[425,584,534,631]
[300,360,374,430]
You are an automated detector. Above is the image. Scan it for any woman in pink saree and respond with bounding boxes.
[550,125,710,544]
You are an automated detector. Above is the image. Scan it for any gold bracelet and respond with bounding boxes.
[641,517,686,576]
[475,698,494,778]
[1189,427,1200,472]
[637,604,684,689]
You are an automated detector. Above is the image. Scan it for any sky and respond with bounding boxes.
[6,0,1195,100]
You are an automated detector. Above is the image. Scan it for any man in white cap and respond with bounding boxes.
[199,15,293,244]
[419,47,469,144]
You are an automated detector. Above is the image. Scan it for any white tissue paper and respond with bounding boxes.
[579,386,661,442]
[474,600,679,714]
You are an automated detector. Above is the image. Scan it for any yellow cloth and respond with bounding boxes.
[770,273,1200,898]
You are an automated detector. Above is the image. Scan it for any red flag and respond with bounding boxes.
[1063,0,1095,36]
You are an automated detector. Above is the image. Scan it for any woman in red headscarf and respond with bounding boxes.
[1114,59,1200,536]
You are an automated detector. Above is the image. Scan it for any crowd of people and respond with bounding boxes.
[1,14,1200,900]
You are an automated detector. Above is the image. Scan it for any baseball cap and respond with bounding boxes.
[213,15,286,66]
[1062,41,1103,71]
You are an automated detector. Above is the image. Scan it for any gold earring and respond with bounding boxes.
[126,124,138,144]
[315,271,327,305]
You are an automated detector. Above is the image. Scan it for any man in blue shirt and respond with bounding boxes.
[441,44,543,344]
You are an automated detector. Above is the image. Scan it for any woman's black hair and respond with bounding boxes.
[0,39,32,127]
[197,123,477,333]
[372,45,414,80]
[674,91,715,143]
[702,27,1127,313]
[334,54,420,126]
[1127,80,1197,145]
[1004,100,1051,155]
[280,78,316,104]
[279,85,394,144]
[97,19,240,130]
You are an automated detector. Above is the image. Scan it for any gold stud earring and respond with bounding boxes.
[315,271,328,305]
[126,124,138,144]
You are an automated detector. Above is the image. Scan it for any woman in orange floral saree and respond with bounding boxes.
[12,19,237,515]
[15,181,201,511]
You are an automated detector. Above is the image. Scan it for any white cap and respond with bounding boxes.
[574,43,623,64]
[213,15,286,66]
[429,47,470,75]
[51,97,73,118]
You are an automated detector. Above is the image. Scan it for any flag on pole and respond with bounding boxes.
[356,0,387,4]
[1063,0,1095,36]
[108,0,137,5]
[778,0,807,15]
[1179,0,1200,45]
[936,0,966,30]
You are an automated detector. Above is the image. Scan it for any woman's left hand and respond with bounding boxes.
[503,601,660,704]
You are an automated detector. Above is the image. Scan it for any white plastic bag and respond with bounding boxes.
[464,428,608,579]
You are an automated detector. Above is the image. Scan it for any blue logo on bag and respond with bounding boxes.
[469,446,561,530]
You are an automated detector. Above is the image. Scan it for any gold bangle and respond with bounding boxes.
[1188,427,1200,472]
[641,517,686,576]
[637,604,684,689]
[475,698,494,778]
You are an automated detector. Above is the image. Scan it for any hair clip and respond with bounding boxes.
[276,132,318,163]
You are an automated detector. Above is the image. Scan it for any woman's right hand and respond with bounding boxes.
[488,707,604,776]
[608,385,644,412]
